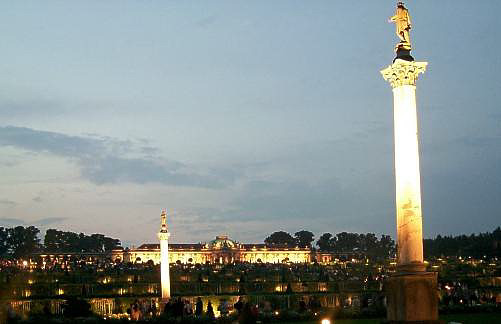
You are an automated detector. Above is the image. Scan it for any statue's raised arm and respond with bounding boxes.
[389,2,412,51]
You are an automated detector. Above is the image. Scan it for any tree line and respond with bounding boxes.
[0,226,121,259]
[423,227,501,258]
[264,230,396,260]
[265,227,501,259]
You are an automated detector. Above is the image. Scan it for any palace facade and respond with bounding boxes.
[112,235,331,265]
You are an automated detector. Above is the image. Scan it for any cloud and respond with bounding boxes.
[0,97,64,118]
[0,217,67,227]
[35,217,67,226]
[195,15,218,28]
[0,126,233,188]
[0,218,25,226]
[0,199,16,207]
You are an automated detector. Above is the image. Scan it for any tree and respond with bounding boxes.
[377,234,395,259]
[7,226,41,258]
[316,233,335,251]
[294,230,314,248]
[0,227,8,258]
[335,232,360,252]
[264,231,297,247]
[44,229,121,253]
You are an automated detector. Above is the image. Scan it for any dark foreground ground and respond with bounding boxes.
[279,313,501,323]
[4,313,501,324]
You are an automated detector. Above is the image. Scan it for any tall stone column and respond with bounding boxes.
[157,209,171,300]
[381,60,427,272]
[381,58,438,323]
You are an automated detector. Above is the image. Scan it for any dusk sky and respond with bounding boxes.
[0,1,499,246]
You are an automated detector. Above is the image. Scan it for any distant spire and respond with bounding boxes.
[160,209,168,232]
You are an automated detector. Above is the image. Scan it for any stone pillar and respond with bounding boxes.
[157,209,171,300]
[381,59,439,322]
[381,59,427,272]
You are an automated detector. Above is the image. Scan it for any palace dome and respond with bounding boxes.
[208,235,238,249]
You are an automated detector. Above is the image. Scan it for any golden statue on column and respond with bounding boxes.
[389,2,412,51]
[160,209,168,232]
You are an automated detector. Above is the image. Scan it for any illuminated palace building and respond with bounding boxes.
[112,235,329,265]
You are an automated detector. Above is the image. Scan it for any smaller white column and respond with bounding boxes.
[157,209,171,300]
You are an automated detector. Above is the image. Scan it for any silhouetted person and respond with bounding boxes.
[163,299,173,317]
[206,301,215,320]
[218,299,229,317]
[239,302,257,324]
[299,298,307,313]
[234,296,244,314]
[174,297,184,317]
[195,297,203,317]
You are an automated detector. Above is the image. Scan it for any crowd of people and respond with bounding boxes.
[124,296,280,323]
[159,296,260,323]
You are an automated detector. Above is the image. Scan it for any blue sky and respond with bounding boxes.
[0,1,500,245]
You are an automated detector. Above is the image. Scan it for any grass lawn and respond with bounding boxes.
[274,312,501,323]
[440,312,501,324]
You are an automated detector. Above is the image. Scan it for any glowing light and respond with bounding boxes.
[22,260,28,267]
[321,319,331,324]
[274,311,279,315]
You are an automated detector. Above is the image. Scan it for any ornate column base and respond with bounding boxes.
[385,271,439,323]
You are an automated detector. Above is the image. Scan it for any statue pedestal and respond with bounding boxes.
[385,271,439,323]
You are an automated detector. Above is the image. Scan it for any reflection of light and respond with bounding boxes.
[321,319,331,324]
[28,280,34,285]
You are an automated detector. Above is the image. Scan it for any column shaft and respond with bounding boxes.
[159,235,171,299]
[393,84,424,267]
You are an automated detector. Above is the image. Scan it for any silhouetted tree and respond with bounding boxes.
[264,231,297,247]
[316,233,334,251]
[7,226,41,258]
[44,229,120,253]
[423,227,501,258]
[0,227,8,258]
[294,230,314,248]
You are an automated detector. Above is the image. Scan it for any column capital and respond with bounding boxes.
[381,59,427,88]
